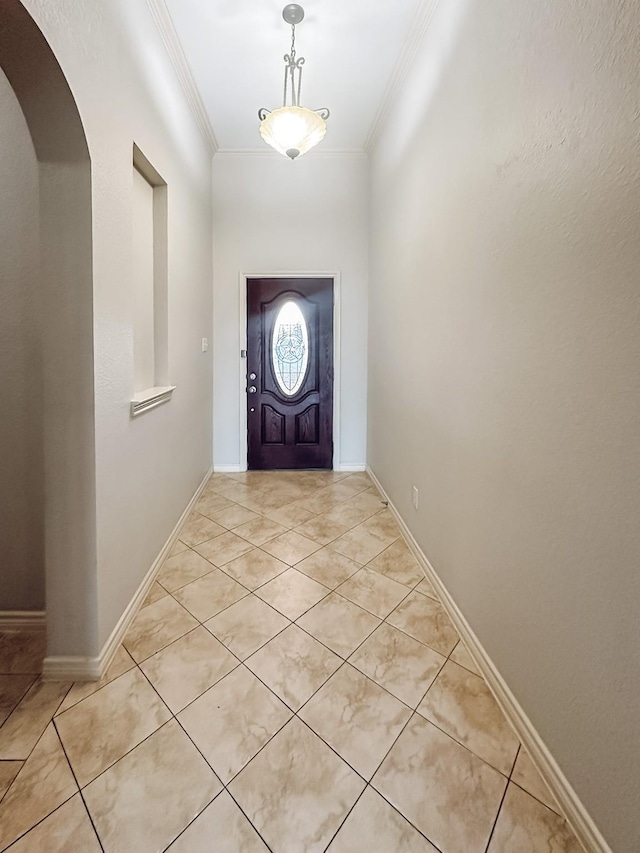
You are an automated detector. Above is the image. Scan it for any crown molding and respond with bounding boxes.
[213,148,368,159]
[145,0,218,155]
[364,0,440,154]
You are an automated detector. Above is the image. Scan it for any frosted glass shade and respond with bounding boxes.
[259,106,327,159]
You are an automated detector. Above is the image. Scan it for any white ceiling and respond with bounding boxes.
[159,0,424,152]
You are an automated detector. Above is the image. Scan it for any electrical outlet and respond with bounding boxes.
[412,485,419,510]
[201,337,208,352]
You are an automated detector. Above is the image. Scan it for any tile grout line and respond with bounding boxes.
[196,486,389,543]
[51,715,106,853]
[362,779,447,853]
[0,679,74,811]
[0,789,102,853]
[360,707,442,845]
[203,563,521,820]
[0,674,38,729]
[174,655,386,816]
[4,472,533,850]
[505,742,564,817]
[128,595,324,843]
[0,696,77,844]
[180,512,394,579]
[107,663,241,852]
[1,476,381,848]
[482,768,512,853]
[321,781,370,851]
[151,652,283,852]
[180,477,539,848]
[68,548,482,797]
[236,610,518,798]
[214,787,275,853]
[152,517,459,725]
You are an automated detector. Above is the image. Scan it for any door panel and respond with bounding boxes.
[247,278,333,470]
[263,406,285,444]
[296,405,319,444]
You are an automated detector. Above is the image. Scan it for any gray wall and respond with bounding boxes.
[0,68,44,611]
[21,0,214,653]
[368,0,640,850]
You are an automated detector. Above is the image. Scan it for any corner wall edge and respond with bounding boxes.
[42,467,213,682]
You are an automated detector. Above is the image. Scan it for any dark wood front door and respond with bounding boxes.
[247,278,333,470]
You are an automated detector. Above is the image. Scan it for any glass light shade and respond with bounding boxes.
[259,106,327,159]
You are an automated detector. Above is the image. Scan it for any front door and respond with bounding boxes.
[247,277,333,469]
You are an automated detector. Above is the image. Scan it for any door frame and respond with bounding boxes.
[238,271,341,472]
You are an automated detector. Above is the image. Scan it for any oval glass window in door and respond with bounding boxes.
[272,300,309,396]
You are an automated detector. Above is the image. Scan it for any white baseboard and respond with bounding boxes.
[41,655,102,681]
[214,464,367,473]
[0,611,46,631]
[42,467,213,683]
[366,466,611,853]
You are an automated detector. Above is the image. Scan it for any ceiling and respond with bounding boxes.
[157,0,425,152]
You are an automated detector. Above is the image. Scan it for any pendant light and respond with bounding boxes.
[258,4,329,159]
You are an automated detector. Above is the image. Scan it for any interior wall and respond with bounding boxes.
[0,68,43,611]
[212,152,369,470]
[22,0,214,651]
[368,0,640,850]
[2,0,97,658]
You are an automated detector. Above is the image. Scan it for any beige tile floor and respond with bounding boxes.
[0,471,583,852]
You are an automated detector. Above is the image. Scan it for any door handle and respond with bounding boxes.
[248,386,257,394]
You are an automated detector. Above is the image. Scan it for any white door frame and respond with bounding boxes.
[238,271,341,472]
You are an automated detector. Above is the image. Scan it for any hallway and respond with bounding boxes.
[0,471,580,852]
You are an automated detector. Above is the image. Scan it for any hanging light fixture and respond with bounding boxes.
[258,4,329,160]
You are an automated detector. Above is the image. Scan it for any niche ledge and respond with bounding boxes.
[130,385,176,417]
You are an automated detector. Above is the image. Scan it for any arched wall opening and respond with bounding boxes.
[0,0,97,660]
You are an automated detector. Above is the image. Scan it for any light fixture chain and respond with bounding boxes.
[290,24,297,105]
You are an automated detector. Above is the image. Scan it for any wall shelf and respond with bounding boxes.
[130,385,176,417]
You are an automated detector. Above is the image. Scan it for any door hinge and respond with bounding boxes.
[241,349,247,358]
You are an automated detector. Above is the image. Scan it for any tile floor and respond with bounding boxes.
[0,471,583,852]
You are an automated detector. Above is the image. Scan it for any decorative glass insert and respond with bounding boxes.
[272,300,309,396]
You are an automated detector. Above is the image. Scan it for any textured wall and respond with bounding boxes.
[212,153,369,469]
[368,0,640,849]
[0,68,43,611]
[20,0,214,650]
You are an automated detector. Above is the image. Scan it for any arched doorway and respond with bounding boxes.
[0,0,97,667]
